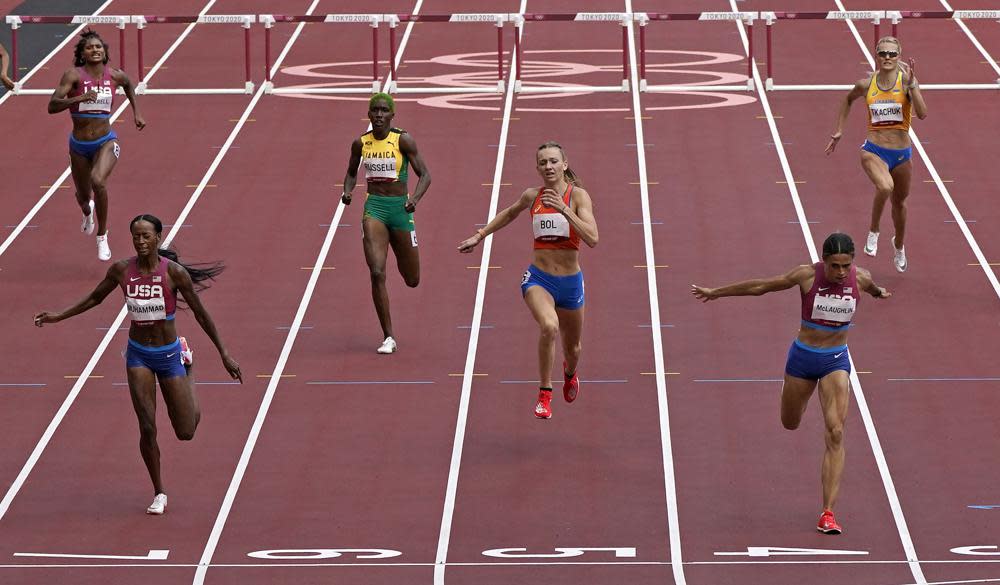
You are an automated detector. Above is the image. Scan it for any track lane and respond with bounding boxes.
[0,2,322,584]
[442,1,677,584]
[640,0,920,583]
[189,1,541,584]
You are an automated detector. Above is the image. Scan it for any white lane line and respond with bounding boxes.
[734,1,926,582]
[0,0,116,107]
[623,2,686,584]
[0,0,220,259]
[0,0,224,525]
[433,2,526,584]
[191,2,424,583]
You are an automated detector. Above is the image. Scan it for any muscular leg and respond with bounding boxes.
[69,151,93,214]
[127,366,164,495]
[860,151,894,234]
[89,139,120,237]
[780,373,818,430]
[362,217,393,339]
[889,161,912,248]
[556,305,584,376]
[388,228,420,288]
[817,370,851,511]
[523,286,559,389]
[158,364,200,441]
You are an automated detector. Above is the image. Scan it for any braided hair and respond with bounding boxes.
[822,232,855,258]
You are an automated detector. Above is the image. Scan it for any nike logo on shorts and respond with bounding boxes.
[834,352,845,359]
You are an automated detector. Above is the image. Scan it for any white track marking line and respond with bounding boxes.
[0,0,223,525]
[623,1,686,584]
[0,0,116,107]
[191,2,424,583]
[0,0,221,259]
[433,3,526,584]
[939,0,1000,79]
[734,1,927,583]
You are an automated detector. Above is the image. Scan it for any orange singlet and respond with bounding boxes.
[530,184,580,250]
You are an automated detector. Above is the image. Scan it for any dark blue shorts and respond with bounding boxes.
[785,340,851,381]
[520,264,585,310]
[861,140,911,172]
[125,338,186,379]
[69,130,118,161]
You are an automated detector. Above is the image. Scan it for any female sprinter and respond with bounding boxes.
[34,214,241,515]
[691,233,890,534]
[48,29,145,261]
[458,141,598,419]
[826,36,927,273]
[342,93,431,354]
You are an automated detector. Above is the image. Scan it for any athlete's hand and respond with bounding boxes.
[404,198,416,213]
[341,192,353,205]
[825,132,842,155]
[903,58,918,89]
[690,285,718,302]
[457,234,481,253]
[222,353,243,383]
[79,89,98,103]
[873,286,892,299]
[134,113,146,130]
[539,188,568,213]
[32,312,58,326]
[1,75,13,91]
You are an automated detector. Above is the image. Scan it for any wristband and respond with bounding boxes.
[476,229,486,240]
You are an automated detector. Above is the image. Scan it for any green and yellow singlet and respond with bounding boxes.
[360,127,409,183]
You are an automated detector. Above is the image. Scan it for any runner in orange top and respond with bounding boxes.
[826,36,927,273]
[459,142,598,419]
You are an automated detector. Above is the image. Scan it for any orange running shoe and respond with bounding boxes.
[817,509,842,534]
[562,362,579,403]
[534,389,553,419]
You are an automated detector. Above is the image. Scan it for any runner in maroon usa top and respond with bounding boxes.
[34,214,241,516]
[48,29,144,262]
[691,233,890,535]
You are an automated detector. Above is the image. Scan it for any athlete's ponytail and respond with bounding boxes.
[129,214,225,294]
[537,141,584,188]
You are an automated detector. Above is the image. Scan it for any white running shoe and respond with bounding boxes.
[97,233,111,261]
[864,231,879,257]
[179,336,194,366]
[377,336,397,354]
[891,236,907,273]
[81,200,95,235]
[146,493,167,515]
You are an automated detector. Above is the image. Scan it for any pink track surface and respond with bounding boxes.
[2,0,999,584]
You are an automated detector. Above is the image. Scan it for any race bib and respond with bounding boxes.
[811,293,856,323]
[363,156,398,181]
[127,296,166,322]
[79,82,114,113]
[532,212,570,240]
[869,102,903,126]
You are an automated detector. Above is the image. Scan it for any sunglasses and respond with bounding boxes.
[877,50,899,58]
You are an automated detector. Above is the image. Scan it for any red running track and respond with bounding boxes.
[1,0,999,584]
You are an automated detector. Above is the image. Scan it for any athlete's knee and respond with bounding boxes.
[175,428,195,441]
[368,266,387,284]
[874,183,893,198]
[539,319,560,341]
[825,424,844,448]
[403,273,419,288]
[781,415,801,431]
[137,419,157,440]
[89,173,108,192]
